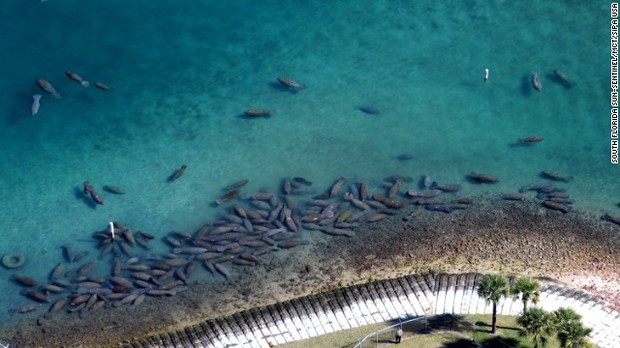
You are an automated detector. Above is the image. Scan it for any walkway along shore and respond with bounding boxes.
[118,273,620,348]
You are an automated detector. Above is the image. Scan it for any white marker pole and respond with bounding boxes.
[109,221,115,240]
[484,68,489,82]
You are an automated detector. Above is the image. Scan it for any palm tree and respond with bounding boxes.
[561,322,592,348]
[511,276,540,313]
[517,307,555,348]
[477,274,509,334]
[554,308,593,348]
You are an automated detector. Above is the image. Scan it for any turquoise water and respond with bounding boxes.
[0,0,616,331]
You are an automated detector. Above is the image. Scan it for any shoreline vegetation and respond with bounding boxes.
[0,199,618,347]
[274,313,572,348]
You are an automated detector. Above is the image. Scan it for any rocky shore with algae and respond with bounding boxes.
[0,198,618,348]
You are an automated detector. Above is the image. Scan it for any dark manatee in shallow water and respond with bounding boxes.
[516,135,544,144]
[276,77,305,90]
[83,181,104,205]
[168,165,187,182]
[395,153,414,161]
[466,172,499,184]
[601,213,620,226]
[293,177,312,186]
[103,185,125,194]
[425,204,454,213]
[552,69,573,88]
[531,71,542,91]
[540,170,573,182]
[243,109,275,117]
[356,105,380,115]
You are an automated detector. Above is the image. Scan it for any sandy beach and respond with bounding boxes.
[0,198,618,348]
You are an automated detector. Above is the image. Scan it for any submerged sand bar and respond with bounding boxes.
[119,273,620,348]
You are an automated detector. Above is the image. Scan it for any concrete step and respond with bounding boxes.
[258,306,286,345]
[468,274,486,315]
[214,318,237,347]
[269,302,297,342]
[416,274,436,313]
[341,287,369,327]
[364,282,392,322]
[282,300,310,340]
[387,280,413,317]
[170,330,193,348]
[196,322,216,348]
[289,298,318,338]
[231,312,258,347]
[316,293,341,333]
[370,282,401,319]
[404,275,431,314]
[142,336,162,348]
[434,274,448,314]
[324,292,351,331]
[298,296,327,336]
[444,274,457,314]
[357,283,384,323]
[396,277,425,316]
[201,321,221,348]
[122,274,620,348]
[182,326,204,348]
[424,273,437,294]
[452,274,465,315]
[461,273,475,314]
[332,289,361,328]
[246,307,270,345]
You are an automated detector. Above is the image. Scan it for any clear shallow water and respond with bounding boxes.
[0,0,616,329]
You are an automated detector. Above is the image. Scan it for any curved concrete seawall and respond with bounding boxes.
[120,273,620,348]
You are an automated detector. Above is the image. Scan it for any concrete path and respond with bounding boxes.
[121,273,620,348]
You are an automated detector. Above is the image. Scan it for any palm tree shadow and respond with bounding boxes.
[479,336,520,348]
[475,321,493,334]
[442,337,478,348]
[475,321,521,334]
[425,314,474,333]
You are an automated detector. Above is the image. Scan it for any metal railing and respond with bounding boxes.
[352,313,526,348]
[353,316,427,348]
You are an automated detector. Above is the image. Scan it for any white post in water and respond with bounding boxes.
[109,221,115,240]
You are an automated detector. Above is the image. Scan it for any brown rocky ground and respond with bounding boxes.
[1,198,618,348]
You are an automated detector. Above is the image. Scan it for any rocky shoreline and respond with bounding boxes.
[1,199,618,348]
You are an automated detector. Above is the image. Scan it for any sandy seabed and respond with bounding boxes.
[1,199,619,348]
